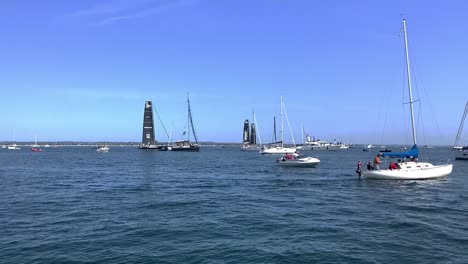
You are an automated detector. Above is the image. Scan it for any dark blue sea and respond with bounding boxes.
[1,145,467,263]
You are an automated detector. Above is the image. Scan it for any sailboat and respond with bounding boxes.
[453,101,468,160]
[260,96,297,154]
[171,95,200,151]
[241,109,262,151]
[361,18,452,180]
[7,129,21,150]
[31,133,42,152]
[138,100,168,150]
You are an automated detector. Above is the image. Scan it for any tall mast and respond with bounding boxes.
[253,109,262,145]
[187,94,198,143]
[187,94,190,142]
[301,122,304,145]
[280,96,284,147]
[403,18,417,145]
[454,101,468,147]
[273,116,277,143]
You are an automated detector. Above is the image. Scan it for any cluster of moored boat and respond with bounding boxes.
[242,19,466,180]
[2,19,466,180]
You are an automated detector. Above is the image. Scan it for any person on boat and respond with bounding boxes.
[373,153,381,170]
[284,153,293,160]
[366,160,372,170]
[389,161,397,170]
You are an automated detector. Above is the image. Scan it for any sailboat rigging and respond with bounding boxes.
[171,95,200,151]
[360,18,452,180]
[7,129,21,150]
[241,109,262,151]
[260,96,297,154]
[453,101,468,160]
[138,100,169,150]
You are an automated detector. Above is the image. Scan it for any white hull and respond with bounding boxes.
[297,145,341,151]
[260,146,296,154]
[241,145,262,151]
[7,145,21,150]
[277,157,320,167]
[455,151,468,160]
[96,146,109,152]
[363,162,452,180]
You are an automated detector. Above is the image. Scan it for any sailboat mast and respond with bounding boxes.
[301,122,304,145]
[253,109,262,145]
[273,116,277,143]
[403,18,417,145]
[187,95,190,142]
[454,101,468,147]
[280,96,284,147]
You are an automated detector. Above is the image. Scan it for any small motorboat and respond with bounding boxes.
[96,145,109,152]
[276,153,320,168]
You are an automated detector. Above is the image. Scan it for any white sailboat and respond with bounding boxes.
[453,101,468,160]
[260,96,296,154]
[361,18,452,180]
[7,129,21,150]
[31,134,40,148]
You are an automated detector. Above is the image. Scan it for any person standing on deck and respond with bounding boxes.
[373,153,381,170]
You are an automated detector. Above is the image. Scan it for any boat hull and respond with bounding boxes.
[241,145,261,151]
[276,157,320,167]
[260,147,296,154]
[171,145,200,151]
[363,162,452,180]
[455,151,468,160]
[138,144,168,150]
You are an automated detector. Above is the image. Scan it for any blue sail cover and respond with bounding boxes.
[381,144,419,158]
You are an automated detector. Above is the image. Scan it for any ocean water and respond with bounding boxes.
[1,146,467,263]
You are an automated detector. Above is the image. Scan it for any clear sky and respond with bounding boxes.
[1,0,467,145]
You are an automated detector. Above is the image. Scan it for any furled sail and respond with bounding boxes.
[381,144,419,159]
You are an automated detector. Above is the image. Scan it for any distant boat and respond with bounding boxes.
[453,101,468,160]
[241,109,262,151]
[423,145,433,149]
[138,100,168,150]
[31,147,43,152]
[8,129,21,150]
[96,145,109,152]
[171,95,200,151]
[260,97,297,154]
[31,134,40,148]
[7,144,21,150]
[363,144,372,152]
[360,18,452,180]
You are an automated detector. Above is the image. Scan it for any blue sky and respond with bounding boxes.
[0,0,467,145]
